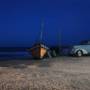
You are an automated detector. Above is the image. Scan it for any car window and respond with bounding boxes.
[87,41,90,45]
[80,41,90,45]
[80,41,87,45]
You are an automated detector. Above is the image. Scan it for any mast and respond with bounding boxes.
[40,19,44,43]
[58,29,61,55]
[57,26,61,55]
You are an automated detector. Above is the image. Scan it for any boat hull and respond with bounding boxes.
[29,44,48,59]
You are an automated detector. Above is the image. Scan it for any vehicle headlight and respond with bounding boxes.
[72,48,75,52]
[70,48,75,54]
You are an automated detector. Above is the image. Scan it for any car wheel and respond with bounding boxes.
[76,50,83,57]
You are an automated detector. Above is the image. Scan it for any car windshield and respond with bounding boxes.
[80,41,90,45]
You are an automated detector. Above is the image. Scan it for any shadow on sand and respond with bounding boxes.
[0,54,52,69]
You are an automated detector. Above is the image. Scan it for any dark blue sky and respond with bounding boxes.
[0,0,90,47]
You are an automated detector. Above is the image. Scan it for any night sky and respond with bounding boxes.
[0,0,90,47]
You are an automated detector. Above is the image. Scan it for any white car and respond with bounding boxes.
[70,41,90,57]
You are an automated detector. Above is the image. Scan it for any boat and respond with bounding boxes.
[30,43,49,59]
[29,20,49,59]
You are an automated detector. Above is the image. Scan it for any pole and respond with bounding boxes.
[40,20,44,43]
[57,26,62,56]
